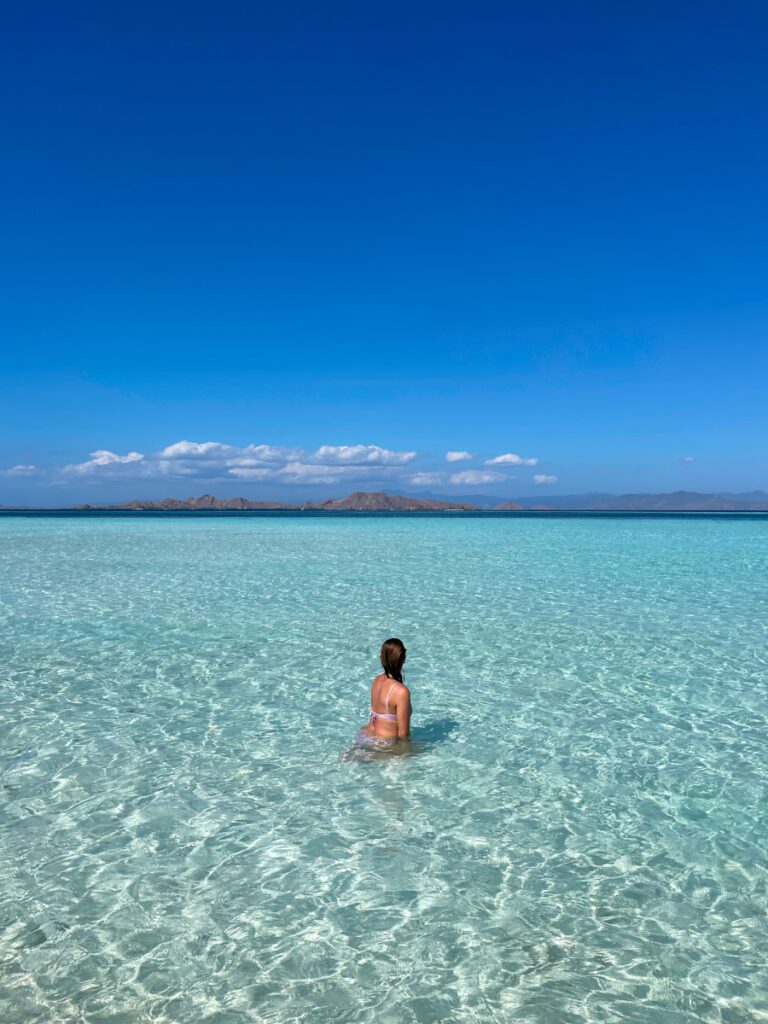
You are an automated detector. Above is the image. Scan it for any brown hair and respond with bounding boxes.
[380,637,406,682]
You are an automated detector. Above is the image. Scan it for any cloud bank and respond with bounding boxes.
[5,439,550,492]
[57,441,420,487]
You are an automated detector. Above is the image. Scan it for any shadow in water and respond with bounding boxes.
[341,718,459,764]
[409,718,460,744]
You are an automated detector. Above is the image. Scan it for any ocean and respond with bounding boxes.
[1,512,767,1023]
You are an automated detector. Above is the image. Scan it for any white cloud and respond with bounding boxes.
[311,445,416,465]
[226,468,274,480]
[2,464,37,476]
[449,470,505,485]
[281,462,367,480]
[161,440,293,464]
[485,452,538,467]
[160,441,225,458]
[408,472,446,486]
[445,451,472,463]
[681,456,695,463]
[64,450,144,475]
[533,474,558,484]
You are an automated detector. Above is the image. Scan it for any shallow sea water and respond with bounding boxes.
[1,512,768,1024]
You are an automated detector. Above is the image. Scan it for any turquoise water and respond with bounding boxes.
[2,512,768,1024]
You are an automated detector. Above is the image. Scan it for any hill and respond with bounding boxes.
[72,491,480,512]
[12,489,768,513]
[510,491,768,511]
[302,491,479,511]
[74,494,292,511]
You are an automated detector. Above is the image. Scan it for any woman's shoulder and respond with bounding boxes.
[373,674,408,692]
[388,679,410,697]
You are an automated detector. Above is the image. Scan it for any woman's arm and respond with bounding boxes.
[396,684,412,739]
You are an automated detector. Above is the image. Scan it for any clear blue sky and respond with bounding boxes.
[2,1,766,503]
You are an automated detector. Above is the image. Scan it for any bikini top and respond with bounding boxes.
[370,682,398,722]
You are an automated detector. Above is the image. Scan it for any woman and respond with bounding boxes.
[358,637,412,745]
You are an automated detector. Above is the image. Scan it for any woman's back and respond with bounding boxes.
[368,676,411,740]
[358,638,412,744]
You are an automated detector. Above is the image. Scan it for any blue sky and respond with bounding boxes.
[2,1,766,503]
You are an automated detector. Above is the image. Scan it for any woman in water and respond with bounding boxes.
[358,637,412,746]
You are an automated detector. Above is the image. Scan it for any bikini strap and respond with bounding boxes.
[385,682,397,713]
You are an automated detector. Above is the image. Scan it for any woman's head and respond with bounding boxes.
[380,637,407,681]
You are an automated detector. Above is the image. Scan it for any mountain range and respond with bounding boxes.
[68,491,480,512]
[5,488,762,512]
[507,490,768,511]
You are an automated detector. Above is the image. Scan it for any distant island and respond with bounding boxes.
[3,489,768,512]
[507,490,768,512]
[69,491,482,512]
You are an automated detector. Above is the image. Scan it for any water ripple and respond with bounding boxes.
[1,515,767,1022]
